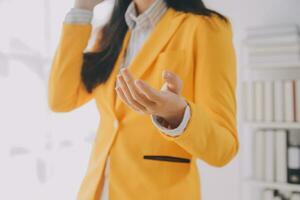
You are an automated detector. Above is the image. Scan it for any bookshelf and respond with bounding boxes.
[240,24,300,200]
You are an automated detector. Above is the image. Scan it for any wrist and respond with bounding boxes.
[159,99,187,128]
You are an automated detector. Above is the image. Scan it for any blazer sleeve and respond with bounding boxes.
[158,16,239,167]
[48,23,97,112]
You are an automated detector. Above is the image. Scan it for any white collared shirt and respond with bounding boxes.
[122,0,168,67]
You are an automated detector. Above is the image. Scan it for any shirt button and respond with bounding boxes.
[113,119,119,129]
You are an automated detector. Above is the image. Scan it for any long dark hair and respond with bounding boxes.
[81,0,228,93]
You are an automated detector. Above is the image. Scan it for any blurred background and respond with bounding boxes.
[0,0,300,199]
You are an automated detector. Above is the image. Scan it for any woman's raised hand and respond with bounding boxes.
[115,68,188,129]
[74,0,104,11]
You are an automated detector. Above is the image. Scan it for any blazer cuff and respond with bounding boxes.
[151,104,191,137]
[64,8,93,24]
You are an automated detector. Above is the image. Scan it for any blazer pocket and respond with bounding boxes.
[143,155,191,163]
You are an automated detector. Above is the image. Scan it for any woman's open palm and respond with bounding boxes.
[115,68,188,128]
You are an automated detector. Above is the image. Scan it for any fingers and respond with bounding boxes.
[120,68,156,108]
[115,86,136,110]
[115,85,144,114]
[135,79,162,102]
[162,70,183,94]
[117,74,146,112]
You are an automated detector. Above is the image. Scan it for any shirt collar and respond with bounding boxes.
[124,0,168,30]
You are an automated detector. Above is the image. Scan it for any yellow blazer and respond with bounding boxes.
[48,7,239,200]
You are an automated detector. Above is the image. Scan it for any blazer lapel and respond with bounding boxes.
[99,29,131,117]
[114,8,187,112]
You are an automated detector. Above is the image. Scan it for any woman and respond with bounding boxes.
[48,0,239,199]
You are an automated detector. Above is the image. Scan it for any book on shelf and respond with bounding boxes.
[288,130,300,184]
[244,80,300,123]
[243,81,255,121]
[252,129,300,186]
[254,81,265,121]
[264,81,274,122]
[296,80,300,122]
[265,130,276,182]
[288,146,300,184]
[284,81,295,122]
[254,130,265,180]
[275,129,288,183]
[274,80,285,122]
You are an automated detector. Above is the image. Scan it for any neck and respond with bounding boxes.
[133,0,156,14]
